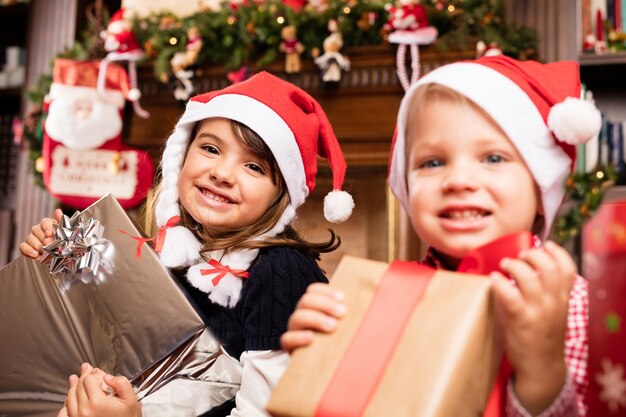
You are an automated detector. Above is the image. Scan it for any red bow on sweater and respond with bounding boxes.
[201,258,250,286]
[119,215,181,258]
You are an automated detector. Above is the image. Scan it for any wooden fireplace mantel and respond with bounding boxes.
[126,44,475,167]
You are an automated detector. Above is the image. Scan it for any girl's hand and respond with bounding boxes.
[491,241,576,415]
[19,209,63,259]
[280,283,346,353]
[62,363,140,417]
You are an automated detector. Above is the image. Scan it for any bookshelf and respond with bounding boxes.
[0,1,29,266]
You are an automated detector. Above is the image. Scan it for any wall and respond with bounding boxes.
[7,0,78,263]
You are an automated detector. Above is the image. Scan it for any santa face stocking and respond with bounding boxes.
[42,59,154,210]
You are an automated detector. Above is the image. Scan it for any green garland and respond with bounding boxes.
[552,165,617,243]
[130,0,538,81]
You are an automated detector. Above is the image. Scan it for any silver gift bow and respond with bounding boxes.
[40,212,113,289]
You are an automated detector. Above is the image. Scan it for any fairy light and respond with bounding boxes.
[343,6,351,13]
[448,5,455,12]
[596,171,605,179]
[227,16,235,25]
[169,37,178,45]
[277,16,285,24]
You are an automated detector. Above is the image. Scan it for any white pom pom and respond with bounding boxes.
[323,190,354,223]
[547,97,601,145]
[128,88,142,101]
[159,226,202,267]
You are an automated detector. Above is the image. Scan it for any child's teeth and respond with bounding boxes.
[449,210,482,219]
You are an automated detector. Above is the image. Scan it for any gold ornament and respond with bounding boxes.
[35,157,45,173]
[109,152,122,175]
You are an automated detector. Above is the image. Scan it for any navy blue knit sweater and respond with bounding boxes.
[176,246,329,359]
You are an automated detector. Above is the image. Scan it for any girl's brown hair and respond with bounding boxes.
[149,119,339,260]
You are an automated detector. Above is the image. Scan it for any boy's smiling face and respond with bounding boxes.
[406,97,541,268]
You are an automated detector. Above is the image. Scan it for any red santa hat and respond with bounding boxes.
[155,72,353,306]
[48,58,136,107]
[389,55,601,240]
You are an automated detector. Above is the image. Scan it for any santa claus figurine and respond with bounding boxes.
[98,8,149,118]
[314,32,350,86]
[385,0,437,91]
[43,59,154,209]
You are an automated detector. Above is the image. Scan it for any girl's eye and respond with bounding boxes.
[201,144,219,155]
[246,163,265,174]
[418,159,443,169]
[484,154,505,164]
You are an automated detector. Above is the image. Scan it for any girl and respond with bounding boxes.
[281,56,598,417]
[20,72,355,417]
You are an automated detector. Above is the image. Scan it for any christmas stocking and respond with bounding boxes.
[42,58,154,210]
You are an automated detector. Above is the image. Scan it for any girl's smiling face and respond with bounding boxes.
[177,118,281,234]
[406,97,541,268]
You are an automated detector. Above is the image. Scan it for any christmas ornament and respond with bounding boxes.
[314,32,351,86]
[98,8,149,118]
[42,59,155,210]
[475,40,503,58]
[170,25,203,101]
[226,65,250,84]
[385,0,437,91]
[279,25,304,74]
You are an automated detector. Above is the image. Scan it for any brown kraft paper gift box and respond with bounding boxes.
[267,255,502,417]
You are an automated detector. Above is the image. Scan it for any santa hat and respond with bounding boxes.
[389,55,601,240]
[48,58,136,108]
[155,71,353,307]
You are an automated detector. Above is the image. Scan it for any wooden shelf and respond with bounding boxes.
[579,52,626,66]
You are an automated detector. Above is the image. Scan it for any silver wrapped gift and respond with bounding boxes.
[0,194,236,416]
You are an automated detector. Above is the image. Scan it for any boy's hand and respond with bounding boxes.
[62,363,140,417]
[491,241,576,415]
[19,209,63,259]
[281,283,346,353]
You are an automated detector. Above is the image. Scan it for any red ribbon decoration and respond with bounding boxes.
[119,215,182,258]
[314,261,435,417]
[201,258,250,286]
[457,231,533,417]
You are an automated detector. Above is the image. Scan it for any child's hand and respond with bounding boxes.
[280,283,346,353]
[61,363,141,417]
[491,241,576,415]
[18,209,63,259]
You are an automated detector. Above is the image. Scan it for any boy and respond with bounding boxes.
[282,55,600,416]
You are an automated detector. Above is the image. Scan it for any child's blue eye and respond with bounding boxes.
[484,154,505,164]
[419,159,443,169]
